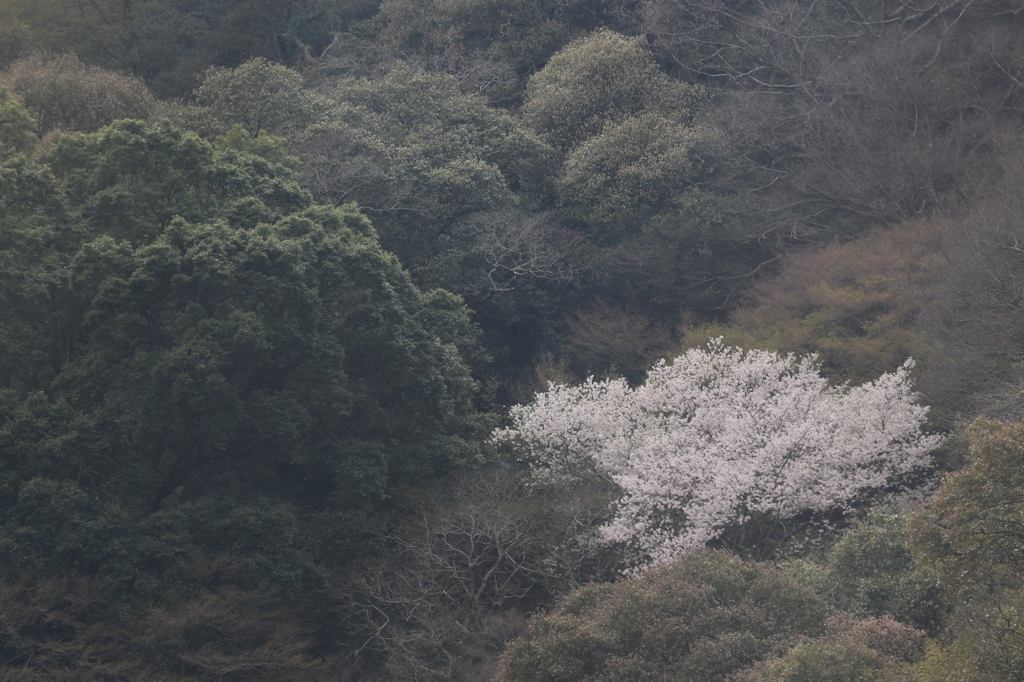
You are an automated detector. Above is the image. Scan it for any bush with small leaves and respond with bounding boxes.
[495,550,827,682]
[0,85,36,155]
[557,113,712,242]
[734,614,925,682]
[821,515,947,634]
[908,418,1024,680]
[0,20,32,70]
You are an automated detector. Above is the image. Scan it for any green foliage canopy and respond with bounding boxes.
[557,113,710,242]
[302,67,559,290]
[0,118,487,587]
[796,514,948,635]
[734,615,924,682]
[0,85,37,156]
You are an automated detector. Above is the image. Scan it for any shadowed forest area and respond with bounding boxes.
[3,0,1024,679]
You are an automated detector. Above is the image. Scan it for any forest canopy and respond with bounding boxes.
[1,0,1024,678]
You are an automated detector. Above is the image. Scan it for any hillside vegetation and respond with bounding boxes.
[2,0,1024,678]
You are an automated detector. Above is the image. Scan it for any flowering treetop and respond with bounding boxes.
[494,340,943,571]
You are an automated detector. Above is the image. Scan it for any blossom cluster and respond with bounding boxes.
[494,340,943,570]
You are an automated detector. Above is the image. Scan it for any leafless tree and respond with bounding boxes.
[913,145,1024,421]
[644,0,1023,238]
[296,125,417,212]
[456,210,590,298]
[336,466,618,680]
[561,299,677,378]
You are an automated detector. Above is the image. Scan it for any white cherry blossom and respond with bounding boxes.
[494,340,943,571]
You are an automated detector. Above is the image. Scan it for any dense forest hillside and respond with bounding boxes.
[2,0,1024,679]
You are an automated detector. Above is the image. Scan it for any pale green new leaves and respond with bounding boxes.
[521,29,705,152]
[194,57,332,139]
[523,30,713,242]
[557,113,712,239]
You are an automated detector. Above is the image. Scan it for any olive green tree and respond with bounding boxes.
[0,53,157,135]
[521,30,704,153]
[734,615,925,682]
[190,57,332,140]
[557,113,712,242]
[908,418,1024,681]
[0,85,36,155]
[496,551,828,682]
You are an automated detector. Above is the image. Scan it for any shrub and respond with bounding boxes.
[496,551,827,682]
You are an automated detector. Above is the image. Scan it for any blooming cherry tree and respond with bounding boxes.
[494,340,943,571]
